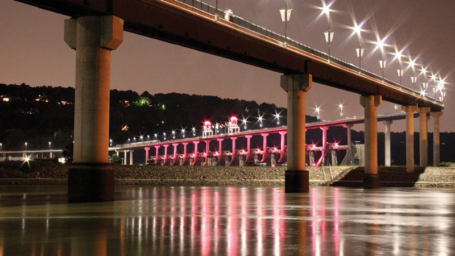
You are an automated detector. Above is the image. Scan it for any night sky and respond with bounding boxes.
[1,0,454,132]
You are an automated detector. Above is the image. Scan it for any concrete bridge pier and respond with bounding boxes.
[419,107,430,167]
[431,112,443,166]
[360,95,382,189]
[123,150,128,165]
[228,137,237,166]
[281,74,312,193]
[129,150,134,165]
[344,124,353,148]
[402,105,417,173]
[260,133,269,163]
[155,146,160,165]
[383,120,392,167]
[65,15,123,202]
[172,143,179,166]
[244,135,253,165]
[278,131,287,163]
[144,147,150,165]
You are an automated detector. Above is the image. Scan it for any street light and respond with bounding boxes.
[275,113,281,125]
[322,5,333,63]
[315,106,321,119]
[353,24,364,72]
[411,76,417,90]
[375,38,387,81]
[192,127,196,136]
[48,141,52,149]
[25,142,27,149]
[242,118,247,129]
[181,128,185,138]
[163,132,166,140]
[394,50,404,85]
[258,116,263,127]
[338,104,343,117]
[214,0,219,20]
[280,1,292,47]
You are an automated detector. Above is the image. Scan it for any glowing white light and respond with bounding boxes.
[258,116,263,121]
[353,24,362,34]
[375,39,385,50]
[420,90,426,97]
[322,5,330,14]
[431,74,437,80]
[420,67,427,75]
[394,50,403,61]
[408,60,415,68]
[24,156,30,162]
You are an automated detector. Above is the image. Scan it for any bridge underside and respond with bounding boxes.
[16,0,442,111]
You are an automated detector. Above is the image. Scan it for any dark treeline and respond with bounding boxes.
[0,83,453,165]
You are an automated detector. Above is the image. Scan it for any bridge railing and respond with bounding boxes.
[174,0,441,104]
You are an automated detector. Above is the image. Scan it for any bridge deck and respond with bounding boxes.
[15,0,443,111]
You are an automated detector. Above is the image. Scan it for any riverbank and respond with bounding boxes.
[1,160,455,187]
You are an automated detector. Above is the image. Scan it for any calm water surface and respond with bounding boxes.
[0,185,454,256]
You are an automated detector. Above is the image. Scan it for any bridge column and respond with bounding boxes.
[163,145,169,165]
[278,131,287,163]
[344,124,354,148]
[228,137,238,166]
[217,139,224,166]
[244,135,253,165]
[316,127,329,166]
[203,140,210,166]
[261,133,269,163]
[192,141,199,166]
[154,146,160,165]
[431,112,443,166]
[281,74,312,193]
[172,143,179,166]
[123,150,128,165]
[383,120,393,167]
[182,143,188,166]
[64,16,123,202]
[144,147,150,165]
[360,95,382,189]
[419,107,431,167]
[129,150,134,165]
[402,105,417,173]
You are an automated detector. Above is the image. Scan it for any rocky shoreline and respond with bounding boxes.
[1,161,455,188]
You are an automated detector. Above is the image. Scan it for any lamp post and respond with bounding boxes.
[24,142,27,149]
[322,5,333,63]
[315,107,321,120]
[49,141,52,149]
[258,116,263,128]
[376,38,387,82]
[353,24,364,73]
[394,50,403,85]
[379,60,387,81]
[411,77,417,90]
[242,118,247,130]
[280,1,292,47]
[338,104,343,117]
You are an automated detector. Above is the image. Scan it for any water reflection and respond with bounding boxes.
[0,186,455,255]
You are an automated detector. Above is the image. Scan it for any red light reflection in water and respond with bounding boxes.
[201,188,211,256]
[311,188,318,255]
[334,188,340,255]
[228,187,238,256]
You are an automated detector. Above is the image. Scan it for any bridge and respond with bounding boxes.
[111,112,418,167]
[14,0,444,201]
